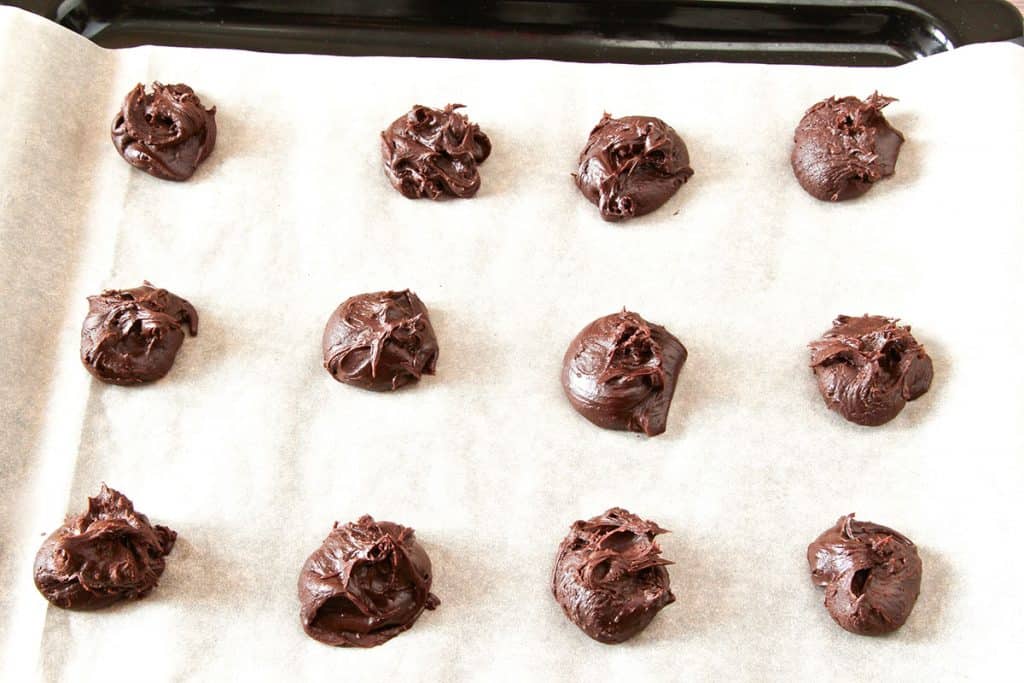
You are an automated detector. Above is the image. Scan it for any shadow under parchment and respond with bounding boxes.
[0,16,122,656]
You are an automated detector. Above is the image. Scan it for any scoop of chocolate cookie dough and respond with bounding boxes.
[791,92,904,201]
[298,515,440,647]
[807,514,922,636]
[552,508,674,644]
[808,314,933,426]
[80,282,198,385]
[381,104,491,199]
[111,82,217,181]
[33,485,177,610]
[562,309,687,436]
[322,289,438,391]
[575,114,694,222]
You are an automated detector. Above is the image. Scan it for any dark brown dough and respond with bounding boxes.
[575,114,693,221]
[111,82,217,181]
[33,485,177,610]
[322,289,439,391]
[562,309,687,436]
[380,104,491,199]
[80,282,198,385]
[298,515,439,647]
[807,514,922,635]
[552,508,674,643]
[791,92,904,201]
[808,314,933,426]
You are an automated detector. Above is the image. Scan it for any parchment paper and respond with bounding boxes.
[1,7,1023,681]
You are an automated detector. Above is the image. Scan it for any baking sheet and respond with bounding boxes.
[1,6,1022,681]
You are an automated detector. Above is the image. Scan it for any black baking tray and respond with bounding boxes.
[7,1,1024,66]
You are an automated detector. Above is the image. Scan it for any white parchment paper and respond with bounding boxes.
[1,7,1023,681]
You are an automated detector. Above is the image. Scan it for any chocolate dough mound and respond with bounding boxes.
[381,104,491,199]
[322,289,438,391]
[807,514,922,635]
[80,282,199,385]
[111,82,217,181]
[562,309,687,436]
[575,114,694,222]
[808,314,933,426]
[791,92,904,201]
[552,508,674,644]
[298,515,440,647]
[33,485,177,610]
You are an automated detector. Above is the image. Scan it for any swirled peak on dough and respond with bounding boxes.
[322,289,439,391]
[808,314,933,426]
[298,515,440,647]
[380,104,491,199]
[791,92,904,201]
[33,485,177,610]
[80,282,199,385]
[562,309,687,436]
[552,508,674,644]
[111,82,217,181]
[575,114,694,222]
[807,514,922,636]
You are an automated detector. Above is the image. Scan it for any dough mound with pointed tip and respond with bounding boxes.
[562,309,687,436]
[33,485,176,610]
[575,114,693,221]
[808,314,933,426]
[791,92,903,201]
[298,515,440,647]
[552,508,675,644]
[111,82,216,181]
[322,289,439,391]
[381,104,491,199]
[807,514,922,635]
[80,282,198,385]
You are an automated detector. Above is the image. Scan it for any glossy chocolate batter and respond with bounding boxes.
[298,515,440,647]
[381,104,491,199]
[111,82,217,181]
[562,310,687,436]
[791,93,904,201]
[552,508,674,644]
[575,114,693,221]
[322,289,438,391]
[80,282,198,385]
[33,485,177,610]
[807,514,922,635]
[809,314,933,426]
